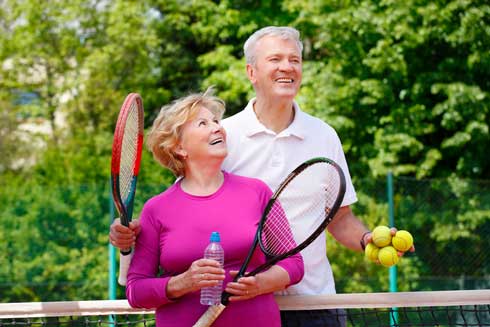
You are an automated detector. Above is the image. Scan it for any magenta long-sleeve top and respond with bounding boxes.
[126,172,304,327]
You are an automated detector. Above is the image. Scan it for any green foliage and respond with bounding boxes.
[0,177,108,301]
[199,47,253,115]
[390,175,490,289]
[287,0,490,179]
[0,98,28,173]
[0,0,489,302]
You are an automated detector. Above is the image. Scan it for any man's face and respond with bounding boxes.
[247,35,302,100]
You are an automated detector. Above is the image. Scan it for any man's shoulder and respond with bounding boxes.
[221,109,252,143]
[222,109,247,128]
[297,109,339,137]
[222,98,254,127]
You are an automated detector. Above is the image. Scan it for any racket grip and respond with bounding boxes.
[192,304,226,327]
[118,250,134,286]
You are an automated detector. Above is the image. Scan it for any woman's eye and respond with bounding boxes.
[198,121,206,126]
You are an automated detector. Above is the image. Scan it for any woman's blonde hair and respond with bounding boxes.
[146,88,225,177]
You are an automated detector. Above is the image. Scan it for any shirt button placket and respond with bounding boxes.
[271,137,282,167]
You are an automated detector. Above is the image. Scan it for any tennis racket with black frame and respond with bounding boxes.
[193,157,346,327]
[110,93,144,286]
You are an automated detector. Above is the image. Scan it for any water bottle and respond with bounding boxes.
[200,231,224,305]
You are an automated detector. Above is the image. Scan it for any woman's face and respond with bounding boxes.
[178,106,227,163]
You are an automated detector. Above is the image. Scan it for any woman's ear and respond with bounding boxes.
[174,145,188,159]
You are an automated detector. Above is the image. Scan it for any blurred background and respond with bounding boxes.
[0,0,489,302]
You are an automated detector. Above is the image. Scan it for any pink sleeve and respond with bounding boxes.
[126,276,173,308]
[125,204,175,308]
[276,253,304,286]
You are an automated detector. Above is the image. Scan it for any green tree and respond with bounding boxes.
[0,0,170,301]
[1,0,489,302]
[0,99,27,172]
[284,0,490,179]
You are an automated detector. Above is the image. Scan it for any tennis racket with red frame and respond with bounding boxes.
[110,93,144,286]
[193,157,346,327]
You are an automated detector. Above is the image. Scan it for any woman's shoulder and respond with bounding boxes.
[224,171,271,193]
[143,183,180,209]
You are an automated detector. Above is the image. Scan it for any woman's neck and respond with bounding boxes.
[180,161,224,196]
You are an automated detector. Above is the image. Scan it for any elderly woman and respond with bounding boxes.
[125,89,304,327]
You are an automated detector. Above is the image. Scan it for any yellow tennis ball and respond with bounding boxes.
[392,230,414,252]
[378,246,400,267]
[364,243,380,262]
[371,226,392,247]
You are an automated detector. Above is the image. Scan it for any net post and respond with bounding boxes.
[108,180,117,325]
[387,171,398,326]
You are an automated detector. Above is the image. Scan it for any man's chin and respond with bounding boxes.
[274,88,299,99]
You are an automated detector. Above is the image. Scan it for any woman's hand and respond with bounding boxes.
[109,218,141,249]
[225,265,290,302]
[225,271,262,301]
[166,259,225,299]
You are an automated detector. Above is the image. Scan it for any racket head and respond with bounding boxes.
[258,157,346,260]
[111,93,144,227]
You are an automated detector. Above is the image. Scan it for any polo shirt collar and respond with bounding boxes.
[243,98,306,139]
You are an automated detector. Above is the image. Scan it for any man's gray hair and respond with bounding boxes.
[243,26,303,65]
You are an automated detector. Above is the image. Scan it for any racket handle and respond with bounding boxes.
[192,304,226,327]
[118,250,134,286]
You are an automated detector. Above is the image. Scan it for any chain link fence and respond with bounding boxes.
[333,175,490,292]
[1,175,489,301]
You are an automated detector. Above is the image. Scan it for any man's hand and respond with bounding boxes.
[109,218,141,249]
[364,227,416,265]
[367,227,416,255]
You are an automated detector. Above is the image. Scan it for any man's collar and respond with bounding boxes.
[243,98,305,139]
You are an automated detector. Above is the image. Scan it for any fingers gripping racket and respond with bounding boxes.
[193,157,346,327]
[111,93,144,286]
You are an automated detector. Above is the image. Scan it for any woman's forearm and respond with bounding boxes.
[255,265,291,295]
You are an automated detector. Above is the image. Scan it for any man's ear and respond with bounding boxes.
[246,63,256,83]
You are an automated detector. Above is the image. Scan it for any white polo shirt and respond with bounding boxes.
[221,98,357,295]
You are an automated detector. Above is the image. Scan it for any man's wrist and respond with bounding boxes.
[360,231,371,250]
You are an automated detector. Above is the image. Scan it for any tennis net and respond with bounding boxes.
[0,290,489,326]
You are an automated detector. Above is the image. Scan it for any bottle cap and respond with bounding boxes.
[210,231,220,242]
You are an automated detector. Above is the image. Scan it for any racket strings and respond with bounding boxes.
[261,201,298,255]
[261,162,342,255]
[119,102,140,201]
[323,167,342,214]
